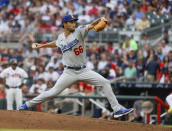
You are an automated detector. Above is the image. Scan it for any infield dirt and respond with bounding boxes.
[0,110,171,131]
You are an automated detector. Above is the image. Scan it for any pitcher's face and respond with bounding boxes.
[64,21,76,32]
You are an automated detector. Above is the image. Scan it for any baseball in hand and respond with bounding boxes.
[32,43,37,49]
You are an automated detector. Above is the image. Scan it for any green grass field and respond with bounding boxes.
[164,125,172,127]
[0,129,74,131]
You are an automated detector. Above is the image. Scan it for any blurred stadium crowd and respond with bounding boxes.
[0,0,172,123]
[0,0,172,41]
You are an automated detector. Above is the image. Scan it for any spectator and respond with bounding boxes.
[140,33,149,47]
[0,0,9,7]
[29,78,47,94]
[145,54,159,82]
[106,0,117,10]
[40,1,56,14]
[36,66,46,80]
[16,50,24,65]
[124,60,137,81]
[134,6,144,19]
[125,13,138,30]
[109,6,118,20]
[140,0,149,12]
[140,101,154,120]
[45,56,61,71]
[11,20,21,33]
[88,3,98,16]
[128,100,144,123]
[161,4,171,15]
[160,68,171,83]
[44,66,60,82]
[117,1,126,14]
[113,50,122,67]
[104,63,116,80]
[9,4,20,16]
[128,48,137,62]
[26,66,37,87]
[163,55,170,69]
[46,80,54,91]
[98,54,108,71]
[122,34,138,51]
[25,46,38,58]
[136,56,146,82]
[0,15,9,41]
[56,63,64,76]
[136,14,150,31]
[156,47,165,61]
[163,29,169,44]
[168,51,172,76]
[148,0,160,12]
[161,40,172,56]
[112,14,124,29]
[8,49,17,60]
[112,42,123,56]
[78,11,91,24]
[87,54,97,70]
[143,44,152,59]
[0,62,7,73]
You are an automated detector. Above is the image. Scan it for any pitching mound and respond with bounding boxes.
[0,110,171,131]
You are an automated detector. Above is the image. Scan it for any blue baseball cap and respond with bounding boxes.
[61,14,78,24]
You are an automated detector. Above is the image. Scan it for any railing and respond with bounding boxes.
[116,82,172,89]
[155,96,169,125]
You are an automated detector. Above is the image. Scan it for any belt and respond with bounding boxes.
[10,86,19,88]
[64,65,86,70]
[7,86,19,88]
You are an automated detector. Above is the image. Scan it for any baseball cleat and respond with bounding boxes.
[18,103,28,110]
[113,108,134,118]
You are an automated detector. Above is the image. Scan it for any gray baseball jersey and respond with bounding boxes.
[25,25,123,112]
[56,25,88,67]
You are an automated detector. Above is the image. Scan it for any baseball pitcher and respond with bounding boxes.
[19,15,133,118]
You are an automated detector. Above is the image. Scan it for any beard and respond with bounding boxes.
[11,65,17,70]
[68,28,75,32]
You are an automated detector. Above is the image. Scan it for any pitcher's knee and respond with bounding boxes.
[101,79,111,86]
[45,91,58,99]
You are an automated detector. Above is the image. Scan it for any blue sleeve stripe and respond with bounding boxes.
[61,39,79,53]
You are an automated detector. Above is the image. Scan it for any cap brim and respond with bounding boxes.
[60,18,78,27]
[73,18,78,21]
[63,18,78,23]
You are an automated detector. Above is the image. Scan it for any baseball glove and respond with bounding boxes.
[94,17,108,32]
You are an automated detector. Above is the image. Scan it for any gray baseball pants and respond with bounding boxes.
[26,68,122,112]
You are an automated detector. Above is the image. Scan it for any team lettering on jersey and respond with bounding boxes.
[79,25,86,28]
[61,39,79,53]
[7,73,22,78]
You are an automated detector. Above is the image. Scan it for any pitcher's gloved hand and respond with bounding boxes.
[94,17,109,32]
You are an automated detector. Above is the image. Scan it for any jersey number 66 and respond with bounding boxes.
[74,45,83,56]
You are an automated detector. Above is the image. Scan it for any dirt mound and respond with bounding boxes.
[0,110,171,131]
